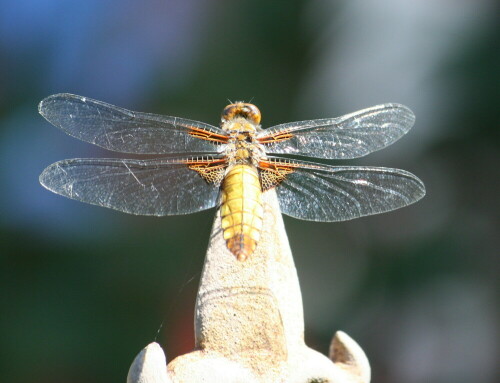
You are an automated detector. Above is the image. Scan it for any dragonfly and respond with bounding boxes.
[39,94,425,260]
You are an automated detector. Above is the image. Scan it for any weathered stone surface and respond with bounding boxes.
[127,342,171,383]
[128,191,370,382]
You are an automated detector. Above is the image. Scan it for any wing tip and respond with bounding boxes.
[415,177,427,201]
[38,96,51,118]
[373,102,415,122]
[39,162,59,191]
[389,103,416,126]
[38,169,48,189]
[389,168,427,201]
[38,93,82,118]
[395,170,426,205]
[39,159,77,192]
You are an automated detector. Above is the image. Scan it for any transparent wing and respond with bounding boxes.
[39,156,225,216]
[263,157,425,222]
[39,93,228,154]
[258,104,415,159]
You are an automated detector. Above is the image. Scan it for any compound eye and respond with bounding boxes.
[222,104,238,121]
[221,103,261,124]
[244,104,261,124]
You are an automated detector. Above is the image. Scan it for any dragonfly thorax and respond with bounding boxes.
[221,118,259,135]
[221,114,265,166]
[225,138,265,166]
[221,121,266,167]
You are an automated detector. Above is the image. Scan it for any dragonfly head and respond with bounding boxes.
[221,102,261,125]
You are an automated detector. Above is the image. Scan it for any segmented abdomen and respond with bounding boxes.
[221,164,263,260]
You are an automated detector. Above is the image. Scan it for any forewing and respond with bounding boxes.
[258,104,415,159]
[39,156,226,216]
[39,93,228,154]
[262,157,425,222]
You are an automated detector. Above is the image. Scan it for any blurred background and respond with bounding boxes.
[1,0,498,382]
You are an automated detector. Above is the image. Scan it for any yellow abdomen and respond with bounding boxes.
[221,164,263,261]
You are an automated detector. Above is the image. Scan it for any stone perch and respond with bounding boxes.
[127,190,370,383]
